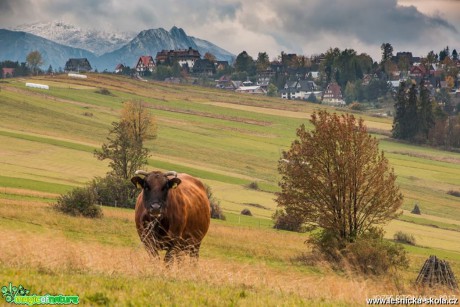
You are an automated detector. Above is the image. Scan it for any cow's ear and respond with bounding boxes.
[168,177,181,189]
[131,176,145,189]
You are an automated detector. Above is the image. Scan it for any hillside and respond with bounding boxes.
[0,29,97,71]
[1,74,459,305]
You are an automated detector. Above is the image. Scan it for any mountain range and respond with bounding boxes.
[1,21,235,71]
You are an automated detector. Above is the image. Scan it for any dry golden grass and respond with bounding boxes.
[2,201,458,305]
[0,229,405,305]
[0,187,59,199]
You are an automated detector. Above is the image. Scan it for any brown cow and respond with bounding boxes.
[131,170,210,264]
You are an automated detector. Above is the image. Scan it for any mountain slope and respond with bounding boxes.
[99,27,235,69]
[191,36,235,63]
[2,25,235,71]
[12,21,134,56]
[0,29,97,70]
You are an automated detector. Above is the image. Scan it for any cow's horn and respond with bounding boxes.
[134,170,149,177]
[163,171,177,178]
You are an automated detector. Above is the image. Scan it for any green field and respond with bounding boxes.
[1,74,459,305]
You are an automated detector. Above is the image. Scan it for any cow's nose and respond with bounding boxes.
[149,203,161,211]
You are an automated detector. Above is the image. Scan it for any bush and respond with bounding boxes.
[205,184,226,220]
[349,102,364,111]
[305,93,318,103]
[241,208,252,216]
[54,187,102,218]
[393,231,416,245]
[95,88,112,95]
[272,209,306,232]
[447,190,460,197]
[247,182,259,190]
[344,231,409,275]
[309,228,409,275]
[89,175,137,208]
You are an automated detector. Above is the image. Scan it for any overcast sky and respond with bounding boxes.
[1,0,459,61]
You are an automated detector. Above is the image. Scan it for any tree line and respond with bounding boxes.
[392,80,460,148]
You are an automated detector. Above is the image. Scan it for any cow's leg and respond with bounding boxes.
[189,242,201,265]
[164,246,176,267]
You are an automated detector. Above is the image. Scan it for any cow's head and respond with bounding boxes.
[131,170,182,216]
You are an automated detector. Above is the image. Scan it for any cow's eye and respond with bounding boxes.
[144,184,150,191]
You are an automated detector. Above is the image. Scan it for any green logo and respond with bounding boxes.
[1,283,79,305]
[1,283,30,303]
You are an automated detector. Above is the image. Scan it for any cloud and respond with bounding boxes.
[240,0,456,46]
[0,0,458,60]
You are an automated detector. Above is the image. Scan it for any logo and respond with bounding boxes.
[1,282,79,305]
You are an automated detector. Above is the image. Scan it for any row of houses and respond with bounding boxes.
[115,47,229,76]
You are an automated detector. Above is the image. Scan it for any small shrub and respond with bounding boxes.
[54,187,102,218]
[306,93,318,103]
[272,209,306,232]
[83,112,93,117]
[309,228,409,275]
[241,208,252,216]
[344,232,409,275]
[205,184,226,220]
[247,182,259,190]
[349,102,364,111]
[95,88,112,95]
[393,231,416,245]
[90,175,137,208]
[447,190,460,197]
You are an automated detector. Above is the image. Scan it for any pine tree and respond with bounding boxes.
[405,83,419,141]
[417,80,435,140]
[392,81,407,139]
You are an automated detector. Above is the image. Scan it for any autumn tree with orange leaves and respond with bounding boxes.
[277,111,403,245]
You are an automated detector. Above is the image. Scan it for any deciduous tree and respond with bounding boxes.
[277,111,403,244]
[204,52,216,62]
[26,50,43,75]
[95,101,156,180]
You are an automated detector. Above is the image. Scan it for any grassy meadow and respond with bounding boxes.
[1,74,459,305]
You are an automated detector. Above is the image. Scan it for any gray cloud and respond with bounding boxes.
[0,0,458,60]
[244,0,457,47]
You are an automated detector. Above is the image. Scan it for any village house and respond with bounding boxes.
[155,47,200,70]
[64,58,92,72]
[192,59,216,76]
[235,85,266,95]
[256,68,276,89]
[1,67,15,78]
[215,75,241,90]
[215,61,229,71]
[280,79,320,100]
[114,64,125,74]
[409,64,428,79]
[135,56,155,75]
[322,82,345,106]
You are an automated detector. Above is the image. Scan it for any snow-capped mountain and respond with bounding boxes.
[13,21,135,56]
[0,29,97,70]
[2,22,235,71]
[99,26,235,69]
